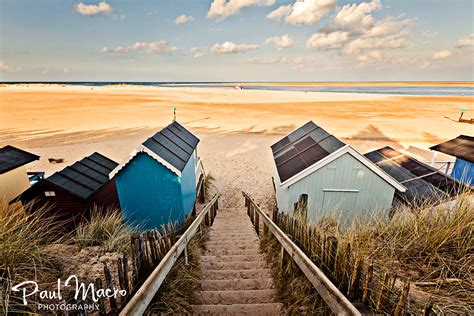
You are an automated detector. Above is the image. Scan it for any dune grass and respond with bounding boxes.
[75,207,136,253]
[0,202,65,278]
[271,193,473,313]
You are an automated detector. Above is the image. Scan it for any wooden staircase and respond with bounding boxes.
[192,207,283,315]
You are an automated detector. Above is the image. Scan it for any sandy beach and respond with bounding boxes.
[1,84,473,206]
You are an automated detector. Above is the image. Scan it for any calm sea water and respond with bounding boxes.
[2,82,473,96]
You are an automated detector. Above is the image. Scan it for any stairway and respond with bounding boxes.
[192,207,283,315]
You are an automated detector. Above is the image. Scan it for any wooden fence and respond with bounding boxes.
[271,207,433,315]
[243,191,361,316]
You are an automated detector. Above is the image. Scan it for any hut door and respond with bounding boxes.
[322,190,358,222]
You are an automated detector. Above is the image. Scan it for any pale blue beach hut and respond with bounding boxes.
[271,121,406,224]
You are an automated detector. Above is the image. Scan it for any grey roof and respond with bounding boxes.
[365,146,463,207]
[271,121,346,183]
[429,135,474,163]
[47,152,118,200]
[142,121,200,172]
[0,146,39,174]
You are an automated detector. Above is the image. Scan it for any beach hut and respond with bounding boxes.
[365,146,465,207]
[0,146,39,202]
[429,135,474,186]
[271,121,405,224]
[12,152,119,226]
[110,121,201,230]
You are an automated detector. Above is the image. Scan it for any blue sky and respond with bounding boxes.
[0,0,473,81]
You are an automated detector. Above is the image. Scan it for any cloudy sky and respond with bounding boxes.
[0,0,473,81]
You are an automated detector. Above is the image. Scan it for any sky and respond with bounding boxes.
[0,0,473,81]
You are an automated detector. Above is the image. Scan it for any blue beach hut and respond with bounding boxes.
[110,121,202,230]
[430,135,474,186]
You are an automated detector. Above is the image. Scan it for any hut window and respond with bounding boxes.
[44,191,56,197]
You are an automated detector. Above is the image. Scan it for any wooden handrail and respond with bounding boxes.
[120,194,220,315]
[242,191,361,316]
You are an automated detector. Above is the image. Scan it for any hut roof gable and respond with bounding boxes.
[365,146,464,206]
[0,145,39,174]
[429,135,474,163]
[110,121,199,178]
[46,152,118,200]
[271,121,346,183]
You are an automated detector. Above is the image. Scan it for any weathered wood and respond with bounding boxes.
[347,258,362,301]
[393,280,410,316]
[104,264,118,313]
[122,252,130,295]
[327,236,338,273]
[255,211,260,236]
[362,263,373,305]
[279,244,286,271]
[94,278,106,315]
[376,272,390,312]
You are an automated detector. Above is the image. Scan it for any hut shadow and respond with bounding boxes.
[343,124,403,153]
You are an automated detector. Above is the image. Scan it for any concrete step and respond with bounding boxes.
[201,254,264,263]
[192,303,284,315]
[202,249,259,256]
[204,244,260,252]
[202,269,272,280]
[200,278,275,291]
[201,260,267,270]
[195,289,278,305]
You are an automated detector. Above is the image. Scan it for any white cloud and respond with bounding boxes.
[210,41,260,54]
[175,15,194,25]
[267,0,335,25]
[208,0,275,21]
[364,18,413,38]
[189,47,204,58]
[74,1,113,16]
[456,33,474,48]
[331,0,381,32]
[265,34,294,50]
[432,50,452,60]
[306,31,349,49]
[0,60,15,72]
[101,40,179,55]
[344,34,409,54]
[246,56,289,64]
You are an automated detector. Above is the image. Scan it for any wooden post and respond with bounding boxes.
[104,264,118,313]
[362,263,373,305]
[263,221,268,238]
[327,236,338,273]
[279,244,287,272]
[393,280,410,316]
[376,272,390,312]
[255,211,260,236]
[94,278,106,315]
[122,252,130,295]
[347,258,362,301]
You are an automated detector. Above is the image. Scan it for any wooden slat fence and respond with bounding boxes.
[270,205,429,315]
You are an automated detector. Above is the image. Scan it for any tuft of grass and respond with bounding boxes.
[75,207,136,253]
[0,201,65,277]
[204,172,215,193]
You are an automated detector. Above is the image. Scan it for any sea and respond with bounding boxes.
[2,82,473,96]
